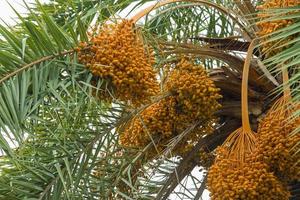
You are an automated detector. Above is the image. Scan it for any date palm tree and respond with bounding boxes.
[0,0,298,199]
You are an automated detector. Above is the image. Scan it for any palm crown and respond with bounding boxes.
[0,0,299,199]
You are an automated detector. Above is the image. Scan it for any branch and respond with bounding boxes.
[190,37,259,56]
[0,49,75,84]
[131,0,253,40]
[193,175,207,200]
[160,41,276,92]
[39,176,60,200]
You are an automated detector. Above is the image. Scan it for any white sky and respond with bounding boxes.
[0,1,210,199]
[0,0,48,25]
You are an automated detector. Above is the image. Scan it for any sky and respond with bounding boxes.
[0,1,210,199]
[0,0,49,25]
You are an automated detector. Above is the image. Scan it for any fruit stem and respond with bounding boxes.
[282,66,291,102]
[130,0,251,39]
[241,39,257,132]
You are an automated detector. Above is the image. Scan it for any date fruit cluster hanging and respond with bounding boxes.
[208,148,290,200]
[257,0,300,55]
[252,98,300,182]
[119,59,221,158]
[78,19,159,107]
